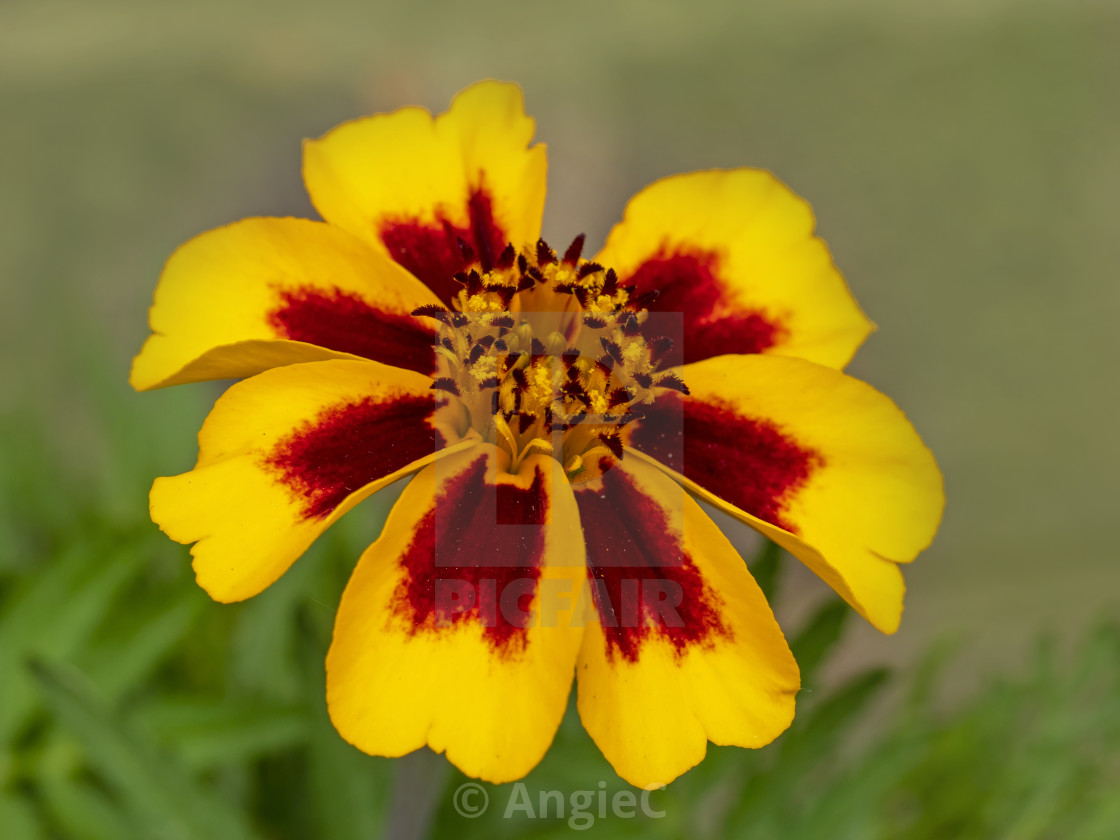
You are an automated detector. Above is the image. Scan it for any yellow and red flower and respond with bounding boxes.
[132,81,943,788]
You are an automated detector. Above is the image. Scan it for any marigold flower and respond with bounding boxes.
[132,81,943,788]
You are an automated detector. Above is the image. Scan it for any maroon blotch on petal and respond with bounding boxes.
[630,393,820,533]
[393,456,549,654]
[269,288,437,375]
[267,394,443,520]
[379,186,507,306]
[624,248,786,365]
[576,468,729,662]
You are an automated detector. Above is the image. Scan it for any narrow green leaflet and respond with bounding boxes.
[30,659,259,840]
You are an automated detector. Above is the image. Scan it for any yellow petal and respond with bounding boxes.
[303,80,547,305]
[151,360,470,602]
[327,446,585,783]
[630,354,944,633]
[595,170,873,369]
[131,217,441,390]
[573,457,798,788]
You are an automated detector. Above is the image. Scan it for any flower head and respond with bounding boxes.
[132,81,943,788]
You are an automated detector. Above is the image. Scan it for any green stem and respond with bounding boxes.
[385,748,450,840]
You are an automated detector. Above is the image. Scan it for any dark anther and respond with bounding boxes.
[477,376,500,389]
[476,335,496,350]
[536,239,557,266]
[466,270,484,296]
[649,336,675,361]
[583,314,608,329]
[598,432,624,460]
[511,367,529,390]
[517,413,536,434]
[517,254,530,274]
[451,313,469,328]
[563,234,586,265]
[529,337,546,356]
[468,343,485,365]
[491,391,500,414]
[633,371,654,389]
[601,268,619,296]
[630,289,660,309]
[598,354,616,371]
[431,377,461,396]
[493,338,509,352]
[411,304,451,321]
[590,358,615,377]
[497,243,517,269]
[620,312,641,337]
[608,387,632,408]
[491,314,516,329]
[439,336,455,352]
[517,274,536,292]
[599,337,625,364]
[577,262,603,280]
[561,380,588,401]
[657,373,690,395]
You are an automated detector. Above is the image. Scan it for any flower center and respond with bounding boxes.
[413,236,688,483]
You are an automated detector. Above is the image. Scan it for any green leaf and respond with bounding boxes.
[297,609,391,840]
[37,775,136,840]
[747,538,783,602]
[798,668,892,747]
[0,538,145,742]
[0,791,46,840]
[138,697,308,772]
[29,658,259,840]
[726,667,893,837]
[227,551,317,702]
[80,589,205,701]
[790,598,850,689]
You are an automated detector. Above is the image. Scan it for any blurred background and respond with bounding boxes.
[2,1,1117,837]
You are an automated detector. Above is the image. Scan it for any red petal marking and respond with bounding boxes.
[576,468,729,662]
[629,393,820,533]
[268,288,437,375]
[393,455,548,654]
[624,248,785,365]
[379,187,507,306]
[266,394,444,520]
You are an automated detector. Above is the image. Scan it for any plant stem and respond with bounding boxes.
[385,748,450,840]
